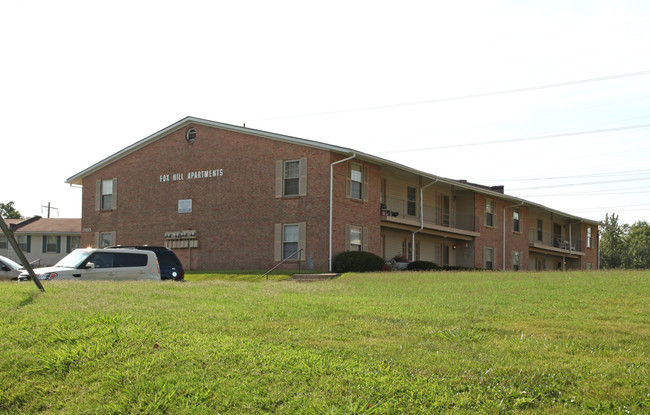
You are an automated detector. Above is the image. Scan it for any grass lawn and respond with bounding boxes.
[1,270,648,414]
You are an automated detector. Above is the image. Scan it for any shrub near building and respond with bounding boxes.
[333,251,385,273]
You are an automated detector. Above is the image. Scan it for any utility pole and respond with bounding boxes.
[41,202,58,218]
[0,218,45,292]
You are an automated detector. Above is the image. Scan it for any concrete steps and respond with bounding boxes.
[291,273,340,282]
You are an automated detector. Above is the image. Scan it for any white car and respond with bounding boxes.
[1,255,23,281]
[17,248,161,282]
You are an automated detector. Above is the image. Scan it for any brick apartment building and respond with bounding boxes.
[66,116,600,272]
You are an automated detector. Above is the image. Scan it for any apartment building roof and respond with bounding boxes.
[66,116,600,226]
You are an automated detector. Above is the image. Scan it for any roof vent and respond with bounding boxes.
[186,128,197,143]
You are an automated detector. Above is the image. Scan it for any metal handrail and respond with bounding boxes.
[263,249,303,280]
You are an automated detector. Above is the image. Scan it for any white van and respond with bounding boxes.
[17,248,161,282]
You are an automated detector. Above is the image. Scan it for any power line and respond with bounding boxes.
[377,123,650,154]
[521,186,650,198]
[509,176,650,191]
[257,69,650,121]
[485,168,650,183]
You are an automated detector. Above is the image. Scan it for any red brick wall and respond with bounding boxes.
[473,194,529,270]
[81,124,380,271]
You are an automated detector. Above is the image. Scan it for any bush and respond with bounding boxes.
[333,251,386,273]
[406,261,441,271]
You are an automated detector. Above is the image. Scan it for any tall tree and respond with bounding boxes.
[600,213,626,269]
[624,221,650,269]
[0,201,23,219]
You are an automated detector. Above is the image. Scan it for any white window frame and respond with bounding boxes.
[283,224,300,260]
[350,164,363,200]
[587,227,593,249]
[46,235,58,253]
[283,160,300,197]
[275,159,307,198]
[17,235,29,252]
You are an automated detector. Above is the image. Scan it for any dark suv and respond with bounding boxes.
[110,246,184,281]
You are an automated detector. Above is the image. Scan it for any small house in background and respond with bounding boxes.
[0,216,81,267]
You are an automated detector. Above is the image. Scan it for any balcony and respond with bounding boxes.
[529,229,585,255]
[381,196,478,236]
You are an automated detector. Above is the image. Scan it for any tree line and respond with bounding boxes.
[600,213,650,269]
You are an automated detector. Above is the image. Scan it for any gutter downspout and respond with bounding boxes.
[411,178,439,262]
[503,201,524,271]
[329,153,356,272]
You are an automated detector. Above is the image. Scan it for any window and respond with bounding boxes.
[349,226,362,251]
[67,236,81,253]
[0,236,7,250]
[91,252,114,268]
[346,225,368,252]
[114,253,148,267]
[17,235,30,252]
[485,200,496,227]
[275,159,307,198]
[101,180,113,209]
[512,210,521,233]
[96,178,117,210]
[45,236,58,253]
[100,232,113,248]
[512,251,521,271]
[587,227,593,248]
[484,247,495,270]
[537,219,543,242]
[407,186,416,216]
[283,224,299,260]
[274,223,306,262]
[283,160,300,196]
[350,164,363,200]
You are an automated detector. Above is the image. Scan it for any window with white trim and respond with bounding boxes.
[275,159,307,198]
[350,164,363,200]
[283,224,299,260]
[587,227,593,248]
[17,235,30,252]
[283,160,300,196]
[46,236,58,253]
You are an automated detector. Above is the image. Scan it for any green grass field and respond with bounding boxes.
[1,270,648,414]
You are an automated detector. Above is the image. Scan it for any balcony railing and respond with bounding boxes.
[529,229,584,252]
[381,196,477,232]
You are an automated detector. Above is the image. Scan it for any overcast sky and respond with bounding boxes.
[2,0,650,226]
